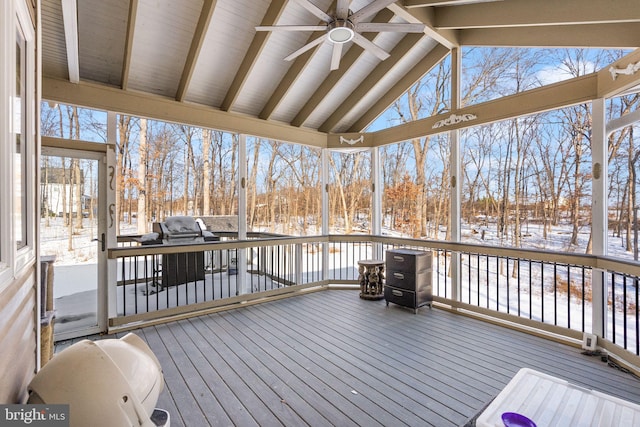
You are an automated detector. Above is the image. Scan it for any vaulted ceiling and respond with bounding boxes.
[41,0,640,142]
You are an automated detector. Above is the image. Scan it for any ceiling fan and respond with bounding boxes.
[255,0,425,70]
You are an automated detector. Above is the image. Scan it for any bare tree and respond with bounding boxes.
[281,144,321,234]
[117,115,136,229]
[136,118,147,234]
[381,143,411,230]
[247,138,261,229]
[328,152,369,234]
[393,60,449,237]
[202,128,212,215]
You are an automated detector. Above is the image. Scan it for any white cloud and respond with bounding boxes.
[535,60,598,86]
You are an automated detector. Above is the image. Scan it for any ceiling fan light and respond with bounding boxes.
[328,20,354,43]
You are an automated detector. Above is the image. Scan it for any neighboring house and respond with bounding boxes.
[41,167,90,217]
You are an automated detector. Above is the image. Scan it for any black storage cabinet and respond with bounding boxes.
[384,249,432,313]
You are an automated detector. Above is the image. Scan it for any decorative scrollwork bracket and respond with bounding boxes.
[340,135,364,145]
[609,61,640,80]
[432,113,477,129]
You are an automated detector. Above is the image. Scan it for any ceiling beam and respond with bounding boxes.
[459,23,640,48]
[121,0,138,90]
[388,3,458,48]
[43,77,328,147]
[433,0,640,29]
[259,1,338,120]
[221,0,288,111]
[321,34,438,133]
[291,9,394,127]
[346,43,449,133]
[364,73,598,147]
[176,0,217,102]
[61,0,80,83]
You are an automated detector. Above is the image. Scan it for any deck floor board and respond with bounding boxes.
[247,294,477,424]
[55,289,640,426]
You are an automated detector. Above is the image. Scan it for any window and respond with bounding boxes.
[15,27,27,250]
[0,0,36,284]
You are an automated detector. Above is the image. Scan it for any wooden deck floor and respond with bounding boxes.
[57,289,640,426]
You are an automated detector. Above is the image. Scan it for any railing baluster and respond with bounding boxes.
[541,262,545,324]
[495,256,499,311]
[120,256,126,316]
[624,275,628,350]
[567,265,571,329]
[486,254,489,309]
[553,262,558,326]
[506,257,511,313]
[528,260,532,320]
[467,253,471,304]
[611,272,616,346]
[636,276,639,356]
[476,253,480,306]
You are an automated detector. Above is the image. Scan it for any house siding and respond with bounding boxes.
[0,270,37,403]
[0,0,39,404]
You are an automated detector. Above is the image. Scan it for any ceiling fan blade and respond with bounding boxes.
[284,34,328,61]
[336,0,351,20]
[352,33,390,61]
[355,22,425,33]
[349,0,397,23]
[256,25,327,32]
[330,42,343,70]
[293,0,333,23]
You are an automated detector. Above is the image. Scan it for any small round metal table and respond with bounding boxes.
[357,259,385,300]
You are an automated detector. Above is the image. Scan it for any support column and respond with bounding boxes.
[591,98,608,338]
[237,134,248,294]
[450,48,462,301]
[322,148,330,281]
[371,147,383,259]
[106,111,118,321]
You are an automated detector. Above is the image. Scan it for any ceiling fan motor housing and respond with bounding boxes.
[328,19,355,43]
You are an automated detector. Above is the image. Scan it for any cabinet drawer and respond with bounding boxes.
[386,249,431,272]
[384,286,416,308]
[386,269,432,290]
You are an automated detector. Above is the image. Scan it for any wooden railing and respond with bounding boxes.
[108,233,640,367]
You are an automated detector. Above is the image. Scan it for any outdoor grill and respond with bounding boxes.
[145,216,217,288]
[154,216,206,245]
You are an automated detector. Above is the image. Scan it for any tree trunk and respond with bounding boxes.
[137,118,148,234]
[202,128,211,216]
[117,115,133,231]
[248,139,261,230]
[183,144,189,215]
[73,159,82,230]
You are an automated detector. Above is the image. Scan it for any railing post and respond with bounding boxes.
[322,149,330,281]
[592,98,608,338]
[295,243,303,285]
[449,48,462,302]
[371,147,383,260]
[106,111,118,323]
[237,134,248,294]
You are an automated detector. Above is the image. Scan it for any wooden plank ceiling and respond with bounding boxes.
[41,0,640,138]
